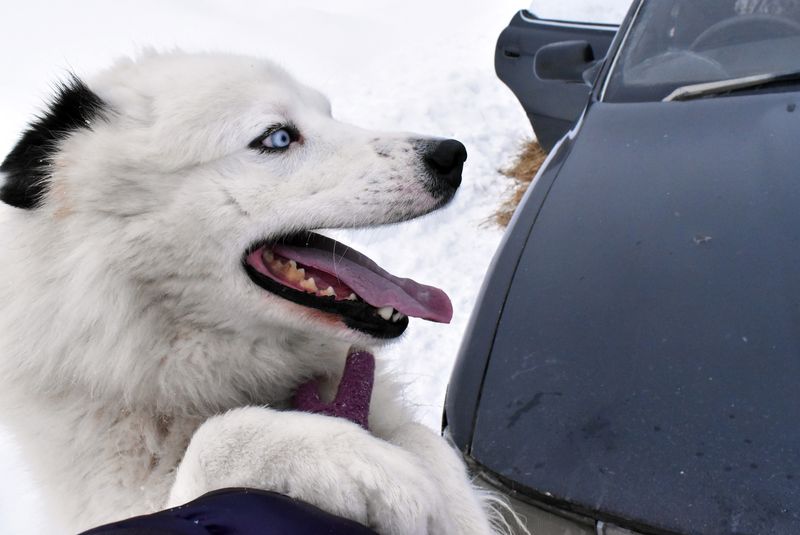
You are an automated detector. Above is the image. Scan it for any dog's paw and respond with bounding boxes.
[168,407,484,534]
[386,422,523,535]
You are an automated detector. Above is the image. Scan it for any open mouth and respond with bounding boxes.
[243,232,452,338]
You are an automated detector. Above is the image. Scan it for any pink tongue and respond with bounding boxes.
[272,235,452,323]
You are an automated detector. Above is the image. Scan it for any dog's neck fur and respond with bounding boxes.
[0,206,355,529]
[0,206,350,409]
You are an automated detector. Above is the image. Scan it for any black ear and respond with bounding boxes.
[0,75,108,209]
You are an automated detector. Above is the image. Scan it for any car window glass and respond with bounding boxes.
[605,0,800,102]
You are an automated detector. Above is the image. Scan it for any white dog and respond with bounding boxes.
[0,52,502,534]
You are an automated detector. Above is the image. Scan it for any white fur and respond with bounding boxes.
[0,51,497,534]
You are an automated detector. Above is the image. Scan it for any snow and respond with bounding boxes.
[530,0,632,24]
[0,0,630,531]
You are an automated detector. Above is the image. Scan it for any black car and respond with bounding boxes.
[444,1,800,534]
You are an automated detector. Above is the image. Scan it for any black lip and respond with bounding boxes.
[243,242,409,339]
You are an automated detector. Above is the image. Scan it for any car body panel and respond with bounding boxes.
[470,92,800,534]
[444,126,576,449]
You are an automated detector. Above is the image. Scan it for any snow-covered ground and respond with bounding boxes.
[0,0,630,531]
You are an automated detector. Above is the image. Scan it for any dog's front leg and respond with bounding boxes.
[364,382,498,535]
[168,406,476,535]
[379,421,498,535]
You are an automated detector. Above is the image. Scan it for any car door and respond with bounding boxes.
[495,10,619,150]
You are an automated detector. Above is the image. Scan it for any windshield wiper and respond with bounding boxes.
[663,70,800,102]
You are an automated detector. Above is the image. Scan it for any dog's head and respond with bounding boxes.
[0,52,465,346]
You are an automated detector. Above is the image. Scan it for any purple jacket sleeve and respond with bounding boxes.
[79,488,379,535]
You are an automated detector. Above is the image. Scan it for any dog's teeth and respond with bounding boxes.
[377,307,394,320]
[288,260,297,270]
[391,311,405,322]
[346,293,358,301]
[320,286,335,297]
[300,277,318,292]
[286,266,305,283]
[263,250,274,262]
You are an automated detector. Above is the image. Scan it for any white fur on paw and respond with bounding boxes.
[169,407,463,535]
[387,422,501,535]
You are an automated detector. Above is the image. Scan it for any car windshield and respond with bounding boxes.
[604,0,800,102]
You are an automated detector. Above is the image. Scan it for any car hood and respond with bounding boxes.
[471,91,800,534]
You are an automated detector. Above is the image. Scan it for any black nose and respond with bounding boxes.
[422,139,467,190]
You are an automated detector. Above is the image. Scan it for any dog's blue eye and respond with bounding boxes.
[248,125,300,153]
[264,129,292,149]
